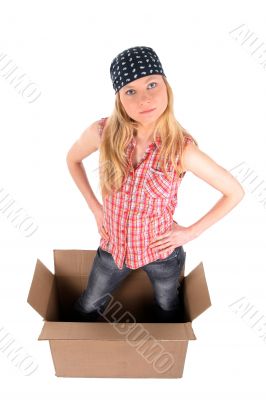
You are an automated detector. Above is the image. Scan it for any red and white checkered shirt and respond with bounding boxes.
[97,117,193,270]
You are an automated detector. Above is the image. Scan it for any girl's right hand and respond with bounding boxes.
[94,205,109,241]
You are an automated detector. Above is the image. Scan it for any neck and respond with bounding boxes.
[136,128,157,144]
[136,121,157,142]
[136,133,154,144]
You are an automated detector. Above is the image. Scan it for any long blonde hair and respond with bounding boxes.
[99,76,198,199]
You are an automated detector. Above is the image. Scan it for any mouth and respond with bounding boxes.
[140,108,156,114]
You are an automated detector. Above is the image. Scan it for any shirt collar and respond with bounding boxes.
[129,135,162,148]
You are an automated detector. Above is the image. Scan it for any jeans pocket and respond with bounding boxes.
[176,246,186,271]
[98,246,118,272]
[156,246,181,263]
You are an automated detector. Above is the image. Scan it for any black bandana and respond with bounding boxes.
[110,46,166,94]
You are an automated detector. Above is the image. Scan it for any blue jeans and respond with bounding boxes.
[72,245,185,322]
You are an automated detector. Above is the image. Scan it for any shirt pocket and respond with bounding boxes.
[144,167,174,199]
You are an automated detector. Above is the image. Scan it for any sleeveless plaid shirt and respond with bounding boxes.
[97,117,193,269]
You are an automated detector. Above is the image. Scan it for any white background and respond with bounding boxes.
[0,0,266,398]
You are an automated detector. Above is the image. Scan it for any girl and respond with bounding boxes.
[66,46,245,323]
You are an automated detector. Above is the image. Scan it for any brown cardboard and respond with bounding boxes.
[27,249,211,378]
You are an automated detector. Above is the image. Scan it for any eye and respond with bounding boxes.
[125,89,135,96]
[148,82,157,89]
[125,82,157,96]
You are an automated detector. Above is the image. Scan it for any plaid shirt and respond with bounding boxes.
[97,117,192,270]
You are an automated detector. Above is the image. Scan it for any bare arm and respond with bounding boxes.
[66,118,110,240]
[182,142,245,238]
[66,120,103,214]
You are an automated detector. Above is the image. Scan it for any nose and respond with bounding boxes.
[139,91,151,104]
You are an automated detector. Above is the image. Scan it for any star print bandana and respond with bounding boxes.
[110,46,167,94]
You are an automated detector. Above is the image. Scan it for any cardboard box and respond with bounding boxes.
[27,248,211,378]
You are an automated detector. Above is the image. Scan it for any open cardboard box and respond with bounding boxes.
[27,248,211,378]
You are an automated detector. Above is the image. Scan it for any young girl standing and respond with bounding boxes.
[66,46,245,323]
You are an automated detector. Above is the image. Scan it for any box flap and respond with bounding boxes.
[183,262,211,321]
[27,258,59,320]
[53,249,96,276]
[38,321,196,341]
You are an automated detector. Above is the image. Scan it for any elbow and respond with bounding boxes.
[66,152,82,168]
[231,179,246,202]
[236,183,245,201]
[66,153,71,163]
[227,186,245,205]
[66,151,74,165]
[66,154,71,167]
[66,152,75,170]
[240,186,245,199]
[236,189,245,205]
[222,178,245,202]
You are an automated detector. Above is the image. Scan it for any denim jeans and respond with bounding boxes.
[72,245,185,322]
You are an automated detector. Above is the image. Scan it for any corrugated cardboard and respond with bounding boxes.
[27,248,211,378]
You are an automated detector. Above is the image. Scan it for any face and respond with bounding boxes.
[118,74,168,129]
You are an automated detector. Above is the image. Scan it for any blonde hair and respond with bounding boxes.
[99,76,198,199]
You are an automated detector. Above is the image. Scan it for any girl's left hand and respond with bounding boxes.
[149,222,196,254]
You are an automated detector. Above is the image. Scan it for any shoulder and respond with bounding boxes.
[97,116,110,141]
[184,134,197,147]
[181,135,219,177]
[179,134,199,173]
[66,117,110,162]
[87,116,110,149]
[98,116,110,133]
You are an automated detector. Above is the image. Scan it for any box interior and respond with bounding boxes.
[27,249,211,325]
